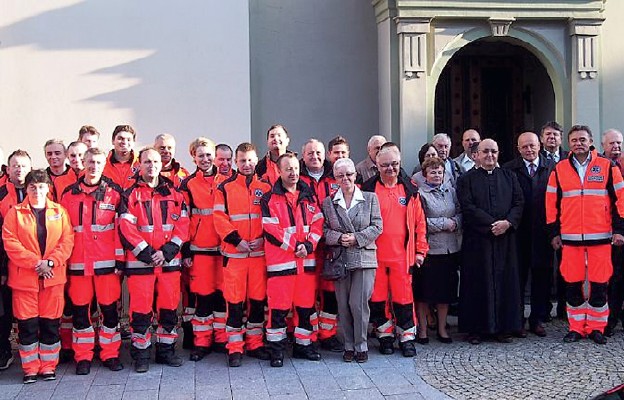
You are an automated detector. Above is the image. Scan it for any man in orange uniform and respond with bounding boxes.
[78,125,100,149]
[213,142,272,367]
[261,153,324,367]
[118,147,189,372]
[546,125,624,344]
[54,141,87,201]
[257,124,291,185]
[103,125,140,190]
[61,148,125,375]
[44,139,71,201]
[215,144,234,178]
[3,169,74,383]
[0,150,32,371]
[155,133,189,188]
[299,139,342,352]
[362,143,428,357]
[179,138,228,360]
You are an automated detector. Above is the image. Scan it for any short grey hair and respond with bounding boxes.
[601,129,623,143]
[432,133,451,145]
[301,138,324,155]
[367,135,387,148]
[154,133,175,144]
[333,158,355,174]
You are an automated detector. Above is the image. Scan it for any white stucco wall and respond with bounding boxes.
[249,0,379,162]
[600,1,624,136]
[0,0,251,169]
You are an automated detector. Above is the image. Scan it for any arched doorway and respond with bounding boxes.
[434,38,555,163]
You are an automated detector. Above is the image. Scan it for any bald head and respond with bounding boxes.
[462,129,481,153]
[517,132,540,162]
[478,139,499,171]
[602,129,623,161]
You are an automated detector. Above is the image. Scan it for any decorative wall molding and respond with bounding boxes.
[569,19,604,79]
[489,17,515,37]
[396,18,431,79]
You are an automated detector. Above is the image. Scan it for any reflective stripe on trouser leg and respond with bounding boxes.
[245,322,264,351]
[393,302,416,342]
[318,311,337,341]
[375,319,395,339]
[182,307,196,323]
[60,314,73,351]
[212,294,227,345]
[192,314,214,348]
[310,312,319,342]
[156,326,178,345]
[586,303,609,334]
[39,341,61,373]
[99,325,121,361]
[18,342,40,376]
[72,326,95,362]
[567,302,588,336]
[226,325,245,354]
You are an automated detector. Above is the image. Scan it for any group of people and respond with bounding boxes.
[0,121,623,385]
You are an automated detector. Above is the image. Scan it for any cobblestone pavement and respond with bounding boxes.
[0,317,621,399]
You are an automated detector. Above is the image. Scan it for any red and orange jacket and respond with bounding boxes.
[299,159,340,207]
[361,174,429,267]
[160,159,190,189]
[546,150,624,246]
[2,199,74,291]
[0,166,7,187]
[103,150,140,190]
[0,182,28,277]
[261,179,324,277]
[213,172,271,259]
[53,168,83,202]
[118,176,189,275]
[179,166,225,257]
[61,176,124,276]
[256,153,282,186]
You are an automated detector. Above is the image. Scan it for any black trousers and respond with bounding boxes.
[0,285,13,352]
[518,262,553,326]
[608,246,624,328]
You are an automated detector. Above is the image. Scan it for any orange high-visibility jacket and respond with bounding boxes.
[103,150,140,190]
[299,159,340,207]
[160,159,190,189]
[261,180,324,277]
[53,168,83,202]
[546,150,624,246]
[61,177,124,276]
[2,199,74,291]
[256,153,282,186]
[179,166,225,257]
[213,172,271,258]
[0,182,26,219]
[118,176,189,275]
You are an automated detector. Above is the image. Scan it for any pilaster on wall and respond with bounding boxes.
[569,18,604,128]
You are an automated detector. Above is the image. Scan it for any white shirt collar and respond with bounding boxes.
[333,186,365,212]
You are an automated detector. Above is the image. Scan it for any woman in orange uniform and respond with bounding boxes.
[2,169,74,384]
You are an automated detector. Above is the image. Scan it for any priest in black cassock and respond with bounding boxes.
[457,139,524,344]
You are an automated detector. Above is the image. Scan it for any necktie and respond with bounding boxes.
[547,152,554,161]
[529,163,536,177]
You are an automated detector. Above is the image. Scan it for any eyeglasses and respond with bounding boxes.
[379,161,400,169]
[336,172,356,180]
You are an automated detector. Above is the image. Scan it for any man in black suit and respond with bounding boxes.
[539,121,568,319]
[504,132,555,337]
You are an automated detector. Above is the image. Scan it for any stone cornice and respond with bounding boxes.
[372,0,606,23]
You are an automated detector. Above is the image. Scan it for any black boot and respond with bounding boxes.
[181,321,194,350]
[292,343,321,361]
[131,347,150,373]
[378,337,395,355]
[155,343,183,367]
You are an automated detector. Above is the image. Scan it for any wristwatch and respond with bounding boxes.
[47,260,54,268]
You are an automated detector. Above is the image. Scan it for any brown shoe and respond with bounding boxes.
[529,324,547,337]
[343,350,354,363]
[355,351,368,363]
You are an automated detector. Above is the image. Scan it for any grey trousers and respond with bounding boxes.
[335,268,376,352]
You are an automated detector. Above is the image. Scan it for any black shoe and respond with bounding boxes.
[247,347,271,361]
[181,321,194,350]
[604,325,615,337]
[496,334,513,343]
[189,346,211,362]
[512,328,527,338]
[529,324,547,338]
[400,341,416,357]
[270,350,284,368]
[102,358,124,371]
[155,354,183,367]
[0,350,14,371]
[120,326,132,340]
[355,351,368,363]
[59,349,74,364]
[135,358,150,373]
[228,352,243,367]
[467,334,481,345]
[23,374,37,384]
[588,330,608,345]
[343,350,354,363]
[75,360,91,375]
[40,371,56,381]
[378,338,395,355]
[320,336,344,353]
[292,344,321,361]
[563,331,583,343]
[211,342,227,354]
[436,332,453,344]
[415,336,429,345]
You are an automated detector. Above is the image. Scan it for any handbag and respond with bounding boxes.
[321,202,349,281]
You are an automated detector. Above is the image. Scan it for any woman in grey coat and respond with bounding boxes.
[322,158,382,363]
[413,157,462,344]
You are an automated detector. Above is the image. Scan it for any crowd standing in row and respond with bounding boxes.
[0,121,623,384]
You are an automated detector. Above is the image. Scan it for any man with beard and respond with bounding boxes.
[458,139,524,344]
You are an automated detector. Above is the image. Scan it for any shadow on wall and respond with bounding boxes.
[0,0,250,167]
